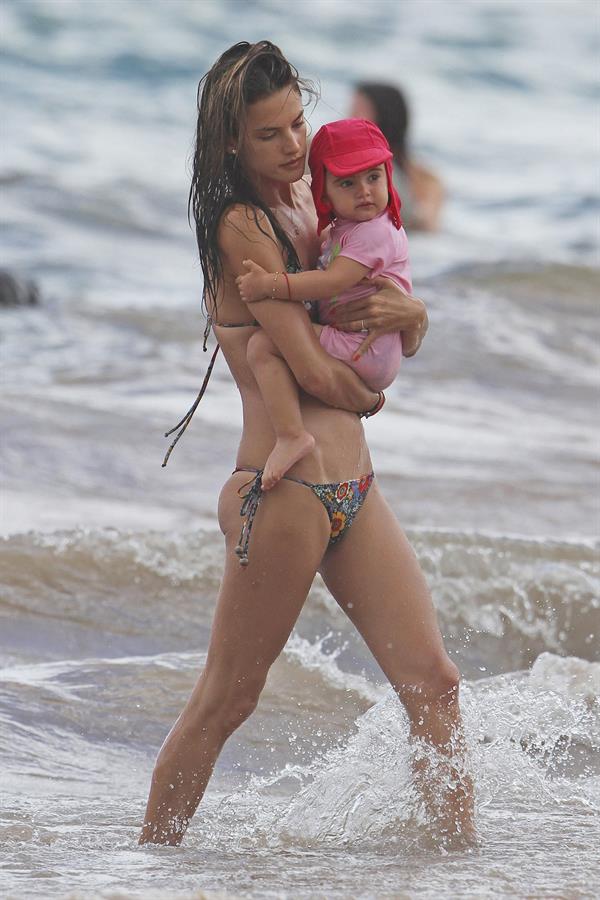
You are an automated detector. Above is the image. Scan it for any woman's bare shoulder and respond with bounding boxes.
[219,203,274,243]
[218,203,284,274]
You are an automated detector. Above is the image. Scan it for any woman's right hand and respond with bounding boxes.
[331,276,429,358]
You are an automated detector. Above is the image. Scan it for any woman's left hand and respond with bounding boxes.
[331,276,429,358]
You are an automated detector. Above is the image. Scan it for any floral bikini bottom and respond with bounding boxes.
[233,467,375,566]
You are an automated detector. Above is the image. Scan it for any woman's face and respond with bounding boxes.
[349,91,377,124]
[239,86,307,187]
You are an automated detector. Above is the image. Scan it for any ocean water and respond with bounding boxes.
[1,0,599,897]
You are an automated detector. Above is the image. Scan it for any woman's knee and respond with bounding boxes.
[221,680,264,735]
[396,653,461,708]
[426,656,461,701]
[157,667,267,761]
[202,667,267,738]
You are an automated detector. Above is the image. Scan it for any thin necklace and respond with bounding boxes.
[280,201,300,237]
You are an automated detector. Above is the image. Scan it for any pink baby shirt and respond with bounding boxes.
[317,211,412,392]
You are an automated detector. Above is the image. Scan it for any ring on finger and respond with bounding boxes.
[361,319,365,331]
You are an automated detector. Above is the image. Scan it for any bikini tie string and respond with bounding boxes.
[235,470,264,567]
[161,344,220,467]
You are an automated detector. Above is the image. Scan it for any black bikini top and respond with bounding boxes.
[162,259,303,467]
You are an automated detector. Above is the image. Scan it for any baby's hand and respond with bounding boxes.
[236,259,271,303]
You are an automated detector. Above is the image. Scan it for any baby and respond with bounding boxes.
[237,118,412,489]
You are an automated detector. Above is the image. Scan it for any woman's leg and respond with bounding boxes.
[246,328,319,490]
[319,483,475,846]
[139,474,331,845]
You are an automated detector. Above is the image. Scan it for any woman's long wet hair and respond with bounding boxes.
[355,82,410,169]
[189,41,316,313]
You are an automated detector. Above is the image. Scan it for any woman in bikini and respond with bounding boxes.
[139,40,475,848]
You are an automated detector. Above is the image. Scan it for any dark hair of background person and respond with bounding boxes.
[355,82,410,167]
[353,81,444,232]
[189,40,317,310]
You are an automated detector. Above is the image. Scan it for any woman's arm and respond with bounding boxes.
[219,206,378,412]
[236,256,368,303]
[331,276,429,358]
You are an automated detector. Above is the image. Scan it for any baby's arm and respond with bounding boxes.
[236,256,369,304]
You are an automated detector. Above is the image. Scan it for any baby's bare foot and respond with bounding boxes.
[262,432,315,490]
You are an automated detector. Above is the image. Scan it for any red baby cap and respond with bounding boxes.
[308,118,402,234]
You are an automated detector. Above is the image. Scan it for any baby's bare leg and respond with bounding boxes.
[246,329,318,490]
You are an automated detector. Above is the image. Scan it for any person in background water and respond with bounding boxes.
[350,82,444,232]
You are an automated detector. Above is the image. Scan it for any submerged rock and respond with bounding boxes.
[0,271,40,306]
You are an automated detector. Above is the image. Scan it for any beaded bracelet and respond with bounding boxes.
[271,271,280,298]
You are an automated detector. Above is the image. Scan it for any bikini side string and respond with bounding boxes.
[235,470,264,566]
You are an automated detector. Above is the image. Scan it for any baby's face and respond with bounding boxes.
[324,164,388,223]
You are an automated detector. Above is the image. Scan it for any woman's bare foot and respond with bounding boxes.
[262,431,315,490]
